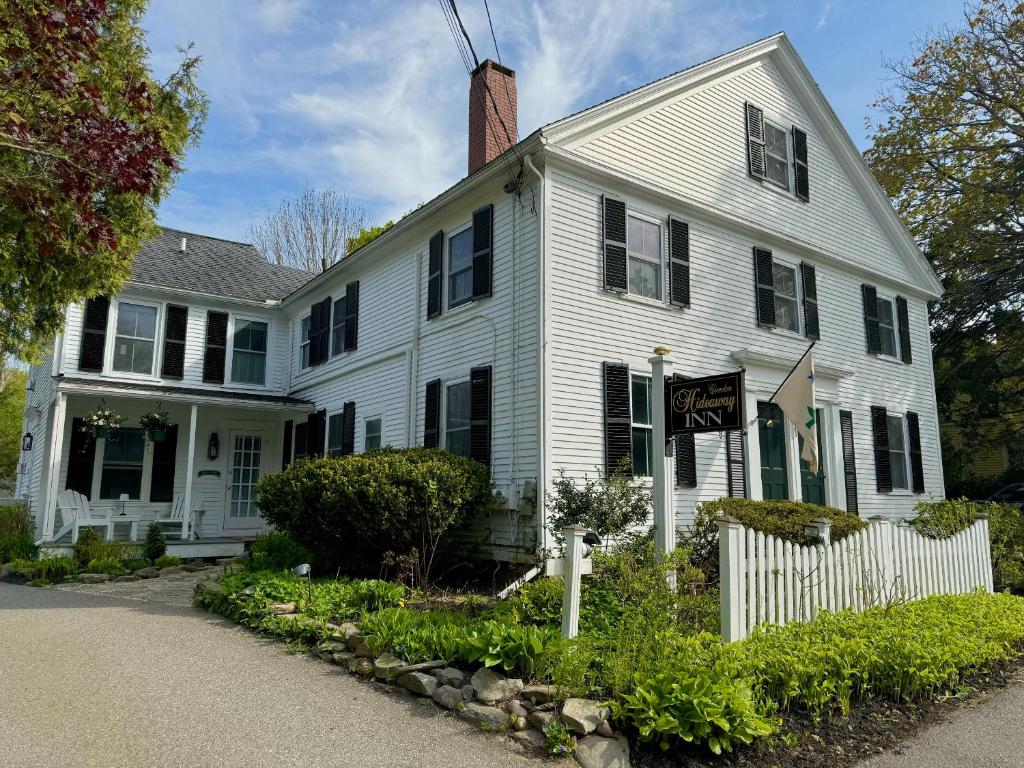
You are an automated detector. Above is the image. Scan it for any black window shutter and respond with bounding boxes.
[792,126,810,202]
[282,420,293,470]
[79,296,109,372]
[800,262,820,340]
[745,102,767,179]
[331,296,346,357]
[602,195,628,292]
[839,410,859,514]
[896,295,912,364]
[427,231,444,319]
[602,362,632,476]
[470,365,492,468]
[906,411,925,493]
[754,247,776,327]
[726,430,747,498]
[870,405,892,493]
[65,418,96,498]
[862,284,882,354]
[675,433,697,488]
[307,409,326,457]
[344,281,359,352]
[309,298,331,366]
[472,205,493,301]
[293,422,308,459]
[424,379,441,448]
[149,424,178,503]
[668,216,690,308]
[202,311,228,383]
[161,305,188,379]
[341,401,356,455]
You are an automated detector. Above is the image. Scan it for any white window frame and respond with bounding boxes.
[626,213,663,302]
[298,315,311,370]
[364,415,383,451]
[443,379,472,457]
[106,298,161,380]
[876,294,900,360]
[763,119,791,192]
[447,226,474,310]
[772,261,801,335]
[887,412,911,491]
[91,427,153,502]
[228,315,269,388]
[630,373,654,477]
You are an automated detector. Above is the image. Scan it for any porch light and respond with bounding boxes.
[21,432,33,451]
[207,432,219,460]
[582,530,602,558]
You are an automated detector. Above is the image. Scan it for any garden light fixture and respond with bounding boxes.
[293,563,312,600]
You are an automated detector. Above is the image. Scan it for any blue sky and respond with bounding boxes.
[143,0,967,243]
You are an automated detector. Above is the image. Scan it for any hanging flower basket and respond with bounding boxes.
[84,403,123,438]
[139,409,172,443]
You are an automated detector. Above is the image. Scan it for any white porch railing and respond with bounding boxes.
[717,514,994,642]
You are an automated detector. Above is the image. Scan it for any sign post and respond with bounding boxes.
[650,347,675,563]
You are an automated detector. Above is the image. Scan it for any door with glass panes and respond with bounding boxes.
[758,402,789,500]
[224,430,266,530]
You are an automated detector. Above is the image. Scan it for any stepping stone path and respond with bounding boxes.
[53,562,222,608]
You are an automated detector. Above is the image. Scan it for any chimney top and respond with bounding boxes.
[468,59,518,175]
[179,237,187,253]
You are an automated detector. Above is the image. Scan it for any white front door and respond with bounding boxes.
[224,430,265,531]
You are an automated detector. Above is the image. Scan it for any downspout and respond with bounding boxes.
[523,151,548,560]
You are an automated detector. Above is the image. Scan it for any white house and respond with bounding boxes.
[16,33,944,559]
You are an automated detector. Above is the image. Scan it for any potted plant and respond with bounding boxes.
[84,403,122,439]
[139,409,172,442]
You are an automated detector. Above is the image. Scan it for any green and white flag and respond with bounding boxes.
[775,352,818,474]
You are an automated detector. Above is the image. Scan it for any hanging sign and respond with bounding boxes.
[667,371,745,434]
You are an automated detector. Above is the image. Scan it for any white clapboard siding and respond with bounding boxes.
[718,515,994,642]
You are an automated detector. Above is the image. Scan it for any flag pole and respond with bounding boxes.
[747,341,816,427]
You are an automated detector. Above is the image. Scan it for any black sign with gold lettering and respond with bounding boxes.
[667,371,745,435]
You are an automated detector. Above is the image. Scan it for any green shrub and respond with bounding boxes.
[457,620,558,678]
[545,462,651,551]
[256,447,493,581]
[143,523,167,563]
[249,531,313,572]
[13,554,77,582]
[85,557,126,575]
[912,497,1024,591]
[0,503,32,539]
[153,555,182,569]
[0,531,36,563]
[73,527,103,568]
[124,558,149,571]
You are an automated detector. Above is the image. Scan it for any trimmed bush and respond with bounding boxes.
[256,447,492,580]
[143,523,167,564]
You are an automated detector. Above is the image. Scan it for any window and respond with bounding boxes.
[327,413,343,456]
[112,303,157,374]
[773,262,800,333]
[877,297,898,358]
[887,414,909,490]
[631,374,653,476]
[627,216,662,300]
[299,315,311,369]
[445,381,471,457]
[448,228,474,308]
[365,417,382,451]
[231,319,267,385]
[99,428,145,499]
[764,121,790,190]
[331,297,346,356]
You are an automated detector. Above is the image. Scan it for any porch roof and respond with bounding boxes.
[56,376,315,412]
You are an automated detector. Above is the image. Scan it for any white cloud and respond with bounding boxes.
[816,2,833,30]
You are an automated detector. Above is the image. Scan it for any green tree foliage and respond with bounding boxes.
[865,1,1024,468]
[346,220,395,254]
[143,522,167,564]
[0,0,207,361]
[0,367,27,491]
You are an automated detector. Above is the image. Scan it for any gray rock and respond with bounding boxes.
[433,667,467,687]
[113,574,140,583]
[318,640,348,654]
[457,702,511,732]
[470,667,524,705]
[193,579,222,597]
[373,653,404,679]
[77,573,111,584]
[270,602,296,615]
[330,651,355,665]
[432,685,464,709]
[505,699,529,719]
[461,685,475,701]
[595,719,615,738]
[347,657,374,676]
[521,683,557,704]
[181,562,208,573]
[513,716,528,732]
[396,659,445,676]
[561,698,610,735]
[329,621,360,640]
[398,671,438,697]
[575,735,630,768]
[134,567,159,579]
[347,634,373,658]
[528,709,557,731]
[512,728,547,751]
[159,565,185,575]
[215,557,235,566]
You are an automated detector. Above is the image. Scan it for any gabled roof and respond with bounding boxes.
[130,227,312,302]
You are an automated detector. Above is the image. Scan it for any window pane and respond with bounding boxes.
[365,418,382,450]
[631,427,652,477]
[775,296,799,333]
[131,340,153,373]
[135,306,157,339]
[643,220,661,257]
[448,229,474,307]
[765,123,788,157]
[887,415,905,452]
[631,375,651,425]
[116,304,137,336]
[232,350,266,385]
[627,217,644,253]
[888,415,908,489]
[100,428,145,499]
[628,258,661,299]
[332,298,346,355]
[880,327,897,357]
[877,298,894,327]
[446,382,471,428]
[328,413,343,454]
[772,263,796,298]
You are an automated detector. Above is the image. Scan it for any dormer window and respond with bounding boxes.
[112,302,157,375]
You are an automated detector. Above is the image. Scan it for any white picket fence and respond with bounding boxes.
[717,514,994,642]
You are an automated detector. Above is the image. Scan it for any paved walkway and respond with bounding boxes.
[0,582,545,768]
[51,564,220,607]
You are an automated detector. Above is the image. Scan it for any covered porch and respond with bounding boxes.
[37,377,313,553]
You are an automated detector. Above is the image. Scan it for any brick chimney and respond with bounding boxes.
[468,60,517,175]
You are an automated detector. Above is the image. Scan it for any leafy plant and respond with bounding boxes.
[154,555,182,568]
[545,461,651,551]
[250,531,313,572]
[143,523,167,564]
[0,530,36,564]
[0,502,33,539]
[542,720,577,756]
[85,557,125,575]
[138,410,171,431]
[73,527,103,569]
[12,554,77,582]
[83,404,122,431]
[457,620,557,678]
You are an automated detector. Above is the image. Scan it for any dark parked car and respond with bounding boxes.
[987,482,1024,508]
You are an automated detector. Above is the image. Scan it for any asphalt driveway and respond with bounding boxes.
[0,582,544,768]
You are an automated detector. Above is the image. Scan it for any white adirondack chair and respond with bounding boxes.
[154,494,204,540]
[53,489,113,543]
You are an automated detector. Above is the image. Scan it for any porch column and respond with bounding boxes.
[40,392,67,542]
[182,404,198,540]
